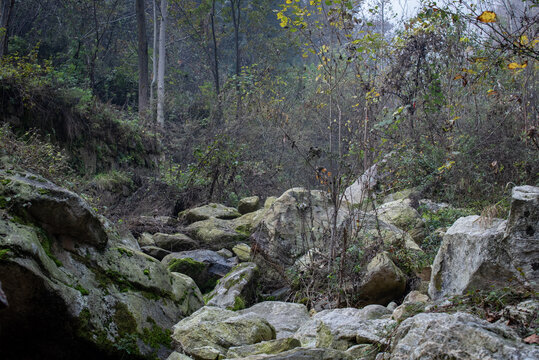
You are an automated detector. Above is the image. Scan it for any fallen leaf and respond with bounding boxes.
[477,11,497,23]
[523,334,539,344]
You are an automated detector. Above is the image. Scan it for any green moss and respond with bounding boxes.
[117,247,134,257]
[38,231,63,267]
[235,224,251,236]
[141,291,161,301]
[143,268,150,279]
[168,257,206,275]
[75,284,90,296]
[140,323,172,349]
[0,248,10,260]
[0,196,6,208]
[37,188,50,195]
[231,296,246,311]
[113,302,138,336]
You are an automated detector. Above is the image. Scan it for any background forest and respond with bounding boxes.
[0,0,537,219]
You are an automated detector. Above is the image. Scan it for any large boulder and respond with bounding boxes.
[231,347,353,360]
[356,252,407,306]
[294,307,395,350]
[238,196,261,215]
[128,215,181,238]
[389,312,539,359]
[206,262,258,310]
[0,170,107,248]
[182,203,241,224]
[239,302,310,339]
[186,217,248,250]
[375,199,425,242]
[163,249,238,293]
[429,215,508,299]
[252,188,348,268]
[503,185,539,291]
[343,163,378,205]
[430,185,539,300]
[152,232,199,252]
[172,306,275,359]
[0,173,204,359]
[226,337,301,358]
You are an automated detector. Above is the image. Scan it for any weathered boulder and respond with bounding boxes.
[218,248,234,258]
[233,208,269,236]
[392,290,429,323]
[206,262,258,310]
[383,189,414,203]
[294,307,396,350]
[389,312,539,359]
[503,185,539,291]
[252,188,348,268]
[502,299,539,330]
[356,252,407,306]
[186,217,248,250]
[163,249,238,293]
[429,216,508,300]
[233,243,252,262]
[138,232,156,247]
[230,347,352,360]
[0,170,107,248]
[375,199,425,241]
[182,203,241,224]
[226,337,301,358]
[0,173,204,359]
[152,232,199,252]
[128,215,181,238]
[238,196,261,215]
[239,301,310,339]
[166,352,194,360]
[172,306,275,359]
[343,163,378,205]
[430,185,539,300]
[141,245,171,261]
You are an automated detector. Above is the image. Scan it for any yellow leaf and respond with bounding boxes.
[507,61,527,70]
[477,11,497,23]
[472,57,488,63]
[453,74,464,80]
[519,35,529,46]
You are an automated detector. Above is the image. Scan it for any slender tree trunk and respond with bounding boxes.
[150,0,158,108]
[210,0,220,96]
[156,0,167,127]
[0,0,15,58]
[230,0,241,119]
[136,0,149,114]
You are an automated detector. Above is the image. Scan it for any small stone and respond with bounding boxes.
[232,243,251,262]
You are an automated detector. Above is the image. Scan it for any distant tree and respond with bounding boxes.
[136,0,150,114]
[0,0,15,58]
[157,0,168,127]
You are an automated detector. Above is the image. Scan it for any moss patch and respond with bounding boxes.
[113,302,138,336]
[231,296,246,311]
[0,248,10,260]
[168,257,206,276]
[140,320,172,349]
[75,284,90,296]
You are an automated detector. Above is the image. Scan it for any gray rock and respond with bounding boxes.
[141,245,172,260]
[0,170,107,248]
[375,199,425,242]
[430,185,539,300]
[429,215,508,300]
[152,232,199,252]
[344,163,378,205]
[239,301,310,339]
[233,243,252,262]
[0,173,204,358]
[206,262,258,310]
[386,302,397,312]
[162,249,237,278]
[182,203,241,224]
[138,232,156,247]
[226,337,301,358]
[504,185,539,291]
[294,307,396,349]
[357,252,407,306]
[238,196,261,214]
[232,347,352,360]
[166,352,194,360]
[186,217,248,250]
[172,306,275,359]
[390,312,539,359]
[218,248,234,258]
[128,215,181,237]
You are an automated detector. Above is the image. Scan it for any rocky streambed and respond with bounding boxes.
[0,169,537,359]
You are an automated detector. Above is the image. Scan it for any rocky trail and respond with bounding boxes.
[0,169,537,360]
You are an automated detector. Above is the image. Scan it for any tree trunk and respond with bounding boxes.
[150,0,158,108]
[156,0,167,127]
[230,0,241,119]
[136,0,149,114]
[210,0,220,97]
[0,0,15,58]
